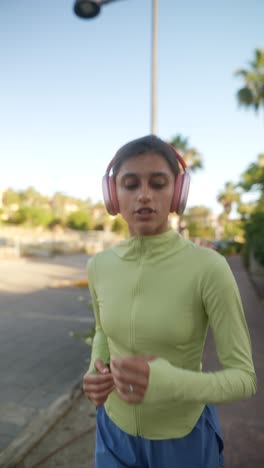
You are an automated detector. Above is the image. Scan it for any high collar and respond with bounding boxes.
[112,229,188,261]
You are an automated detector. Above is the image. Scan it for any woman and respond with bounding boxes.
[83,135,256,468]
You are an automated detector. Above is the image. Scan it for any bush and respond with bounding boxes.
[111,215,129,236]
[213,239,243,256]
[187,222,214,240]
[244,211,264,266]
[7,206,53,226]
[93,223,104,231]
[66,210,92,231]
[241,243,250,269]
[48,217,64,229]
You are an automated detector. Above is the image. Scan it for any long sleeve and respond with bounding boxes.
[145,255,257,404]
[87,256,110,374]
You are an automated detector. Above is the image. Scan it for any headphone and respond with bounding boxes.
[102,146,190,216]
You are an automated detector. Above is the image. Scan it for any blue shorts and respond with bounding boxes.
[95,405,224,468]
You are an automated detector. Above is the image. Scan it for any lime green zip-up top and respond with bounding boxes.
[87,230,256,439]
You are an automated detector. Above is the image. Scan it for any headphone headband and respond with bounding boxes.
[105,146,188,177]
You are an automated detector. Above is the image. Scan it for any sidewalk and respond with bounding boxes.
[16,392,96,468]
[1,254,264,468]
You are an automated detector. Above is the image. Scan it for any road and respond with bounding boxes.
[0,254,93,457]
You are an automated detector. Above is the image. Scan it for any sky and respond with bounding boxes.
[0,0,263,215]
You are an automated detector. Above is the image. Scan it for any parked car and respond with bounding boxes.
[212,239,243,255]
[191,238,217,250]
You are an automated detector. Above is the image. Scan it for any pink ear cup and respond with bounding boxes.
[170,174,183,213]
[108,175,119,214]
[170,172,190,215]
[102,174,119,215]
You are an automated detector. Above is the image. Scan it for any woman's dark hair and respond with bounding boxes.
[112,135,180,178]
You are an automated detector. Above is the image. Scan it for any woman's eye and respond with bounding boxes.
[123,180,167,190]
[124,184,138,190]
[151,183,166,189]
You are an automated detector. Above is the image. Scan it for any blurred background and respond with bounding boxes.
[0,2,263,465]
[0,0,263,286]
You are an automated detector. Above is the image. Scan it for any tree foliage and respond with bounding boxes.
[235,48,264,113]
[2,188,20,206]
[239,154,264,194]
[238,155,264,266]
[217,182,240,216]
[0,185,134,236]
[168,134,203,172]
[13,206,53,227]
[19,187,48,206]
[111,215,129,236]
[66,210,92,231]
[183,206,215,240]
[244,211,264,265]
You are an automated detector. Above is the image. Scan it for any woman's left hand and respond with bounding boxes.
[110,355,156,404]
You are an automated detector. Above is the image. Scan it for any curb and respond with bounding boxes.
[0,381,83,468]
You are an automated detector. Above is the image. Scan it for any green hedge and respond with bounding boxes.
[244,211,264,266]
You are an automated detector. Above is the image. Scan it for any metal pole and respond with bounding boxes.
[151,0,158,135]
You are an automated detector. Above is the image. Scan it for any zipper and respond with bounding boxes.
[132,237,144,435]
[130,237,143,351]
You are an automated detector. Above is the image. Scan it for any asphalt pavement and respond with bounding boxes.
[0,254,94,467]
[0,253,263,468]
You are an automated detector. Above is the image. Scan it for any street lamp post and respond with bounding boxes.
[151,0,158,135]
[73,0,158,135]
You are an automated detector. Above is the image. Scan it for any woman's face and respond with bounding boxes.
[115,152,175,236]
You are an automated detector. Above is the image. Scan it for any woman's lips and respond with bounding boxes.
[134,208,155,219]
[136,208,154,214]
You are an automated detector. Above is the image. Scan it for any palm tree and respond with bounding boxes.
[235,48,264,115]
[168,134,203,235]
[217,182,240,216]
[168,135,203,172]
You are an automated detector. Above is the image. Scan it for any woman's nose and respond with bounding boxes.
[137,184,151,202]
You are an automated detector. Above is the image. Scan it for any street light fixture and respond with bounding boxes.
[74,1,100,18]
[74,0,120,19]
[73,0,158,134]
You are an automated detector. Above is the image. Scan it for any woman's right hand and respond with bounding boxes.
[83,359,115,407]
